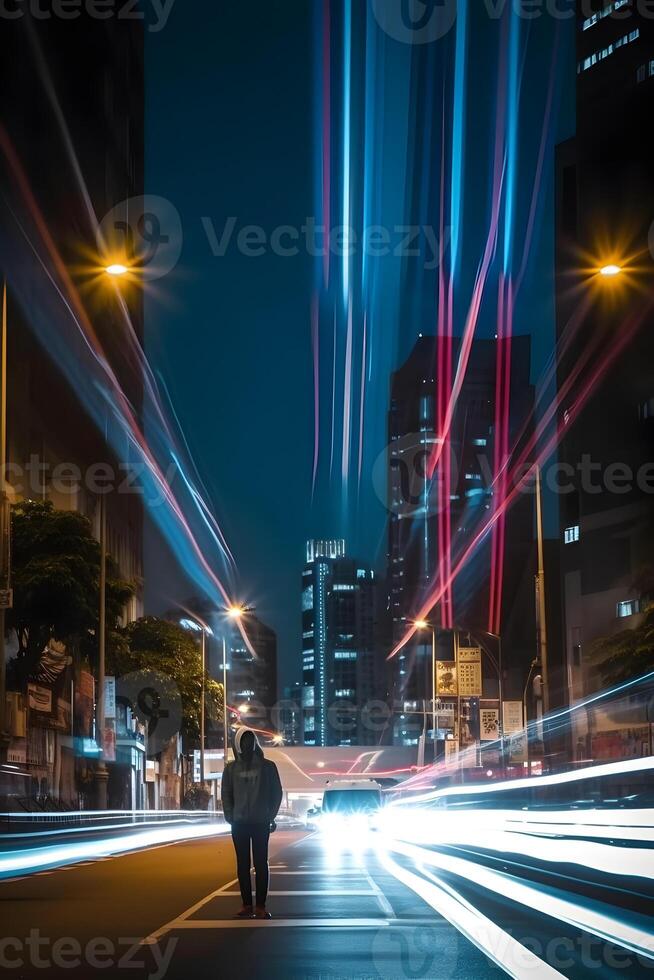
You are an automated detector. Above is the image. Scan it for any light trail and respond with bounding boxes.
[381,836,654,966]
[0,119,260,653]
[0,819,228,880]
[321,0,331,289]
[311,292,320,495]
[342,298,353,488]
[357,311,367,485]
[376,843,566,979]
[390,292,654,660]
[375,756,654,972]
[341,0,352,309]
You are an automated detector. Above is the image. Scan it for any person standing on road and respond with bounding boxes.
[221,726,283,919]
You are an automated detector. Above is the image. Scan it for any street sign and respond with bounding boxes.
[0,588,12,609]
[457,645,482,663]
[458,660,482,697]
[503,700,524,735]
[436,661,458,695]
[480,708,499,741]
[193,749,224,781]
[104,676,116,719]
[444,739,459,768]
[508,729,528,763]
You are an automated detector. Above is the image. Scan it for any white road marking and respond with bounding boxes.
[139,876,239,946]
[217,889,375,897]
[168,918,391,929]
[262,869,367,876]
[365,871,395,918]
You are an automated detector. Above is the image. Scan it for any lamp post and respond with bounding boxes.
[472,628,505,770]
[224,604,252,767]
[94,492,109,808]
[180,617,212,784]
[94,260,132,805]
[413,619,437,762]
[221,635,228,766]
[0,283,11,761]
[535,465,550,717]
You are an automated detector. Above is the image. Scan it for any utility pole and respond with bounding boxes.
[535,465,550,716]
[200,628,206,785]
[0,283,10,761]
[222,635,229,768]
[431,625,436,762]
[95,493,109,808]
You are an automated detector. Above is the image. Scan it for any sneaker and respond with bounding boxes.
[254,906,272,919]
[236,904,253,918]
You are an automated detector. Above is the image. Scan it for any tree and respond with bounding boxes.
[7,500,134,680]
[109,616,224,742]
[590,604,654,686]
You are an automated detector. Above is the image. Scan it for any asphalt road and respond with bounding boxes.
[0,828,496,979]
[2,827,652,979]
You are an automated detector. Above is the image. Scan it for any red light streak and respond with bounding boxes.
[389,296,653,661]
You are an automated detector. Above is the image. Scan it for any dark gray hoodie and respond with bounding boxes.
[221,726,283,826]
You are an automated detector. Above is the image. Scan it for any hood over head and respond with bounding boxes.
[233,725,263,759]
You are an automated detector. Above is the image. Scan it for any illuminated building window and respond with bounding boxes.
[639,397,654,419]
[335,689,355,698]
[582,0,629,31]
[617,598,641,618]
[333,583,355,591]
[302,585,314,611]
[564,525,580,544]
[578,28,640,73]
[334,650,357,660]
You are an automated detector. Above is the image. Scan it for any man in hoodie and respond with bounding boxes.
[221,726,283,919]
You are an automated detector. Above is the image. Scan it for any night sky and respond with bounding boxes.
[145,1,575,690]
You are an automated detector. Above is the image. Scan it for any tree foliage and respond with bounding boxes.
[7,500,134,678]
[590,605,654,686]
[109,616,224,742]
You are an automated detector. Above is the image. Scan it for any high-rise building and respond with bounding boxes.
[387,335,536,744]
[554,2,654,741]
[301,540,379,746]
[279,681,302,746]
[229,615,277,728]
[0,12,145,805]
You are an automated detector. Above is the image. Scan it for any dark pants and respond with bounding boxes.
[231,822,270,907]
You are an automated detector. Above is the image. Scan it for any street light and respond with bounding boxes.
[105,263,129,277]
[413,619,437,763]
[179,616,212,784]
[221,603,253,765]
[0,284,10,762]
[92,259,135,805]
[599,264,622,277]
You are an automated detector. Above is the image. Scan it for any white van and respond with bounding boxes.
[320,780,383,826]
